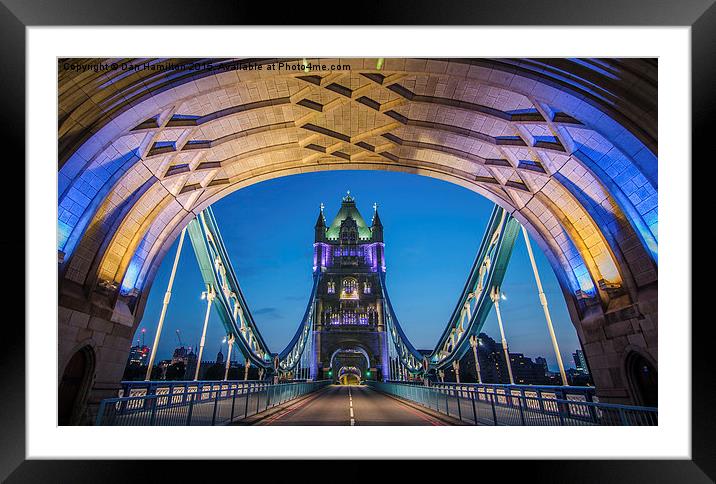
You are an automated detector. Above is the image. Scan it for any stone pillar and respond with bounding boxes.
[316,298,323,329]
[576,287,658,405]
[58,305,135,425]
[376,297,384,331]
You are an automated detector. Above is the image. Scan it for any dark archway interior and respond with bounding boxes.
[627,352,658,407]
[332,351,368,382]
[58,347,94,425]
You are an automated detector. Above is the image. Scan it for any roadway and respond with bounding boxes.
[256,385,449,426]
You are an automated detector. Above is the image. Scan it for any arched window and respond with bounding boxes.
[363,281,371,294]
[341,277,358,299]
[327,281,335,294]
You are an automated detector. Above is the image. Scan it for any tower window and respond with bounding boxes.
[327,282,335,294]
[341,277,359,299]
[363,282,371,294]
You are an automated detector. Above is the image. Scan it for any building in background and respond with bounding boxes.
[126,344,149,367]
[573,349,589,374]
[510,353,549,385]
[453,333,548,385]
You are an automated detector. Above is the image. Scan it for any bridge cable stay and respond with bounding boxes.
[144,226,187,381]
[378,205,521,378]
[521,226,569,386]
[185,207,274,370]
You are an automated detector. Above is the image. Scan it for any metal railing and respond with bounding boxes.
[368,381,657,426]
[117,379,251,399]
[428,381,597,403]
[96,380,330,426]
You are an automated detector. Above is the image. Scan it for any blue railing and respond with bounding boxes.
[424,381,597,403]
[368,381,657,426]
[96,380,330,426]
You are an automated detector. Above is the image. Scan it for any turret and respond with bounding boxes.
[315,203,326,242]
[371,203,383,242]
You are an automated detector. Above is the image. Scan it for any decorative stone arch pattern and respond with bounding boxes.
[57,58,657,409]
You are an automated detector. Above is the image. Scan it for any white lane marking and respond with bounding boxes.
[348,387,355,425]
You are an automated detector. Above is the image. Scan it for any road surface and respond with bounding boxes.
[256,385,448,426]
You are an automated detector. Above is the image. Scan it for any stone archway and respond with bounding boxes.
[338,366,362,385]
[625,350,658,407]
[328,346,372,382]
[58,345,95,425]
[57,58,658,418]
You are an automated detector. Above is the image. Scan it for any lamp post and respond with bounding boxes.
[145,227,186,381]
[522,226,569,386]
[491,286,514,385]
[469,335,483,384]
[194,284,216,381]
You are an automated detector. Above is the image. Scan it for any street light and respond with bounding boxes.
[491,286,514,385]
[194,284,216,381]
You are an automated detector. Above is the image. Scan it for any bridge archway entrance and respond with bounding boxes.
[338,366,362,385]
[58,345,95,425]
[329,347,370,383]
[57,58,658,416]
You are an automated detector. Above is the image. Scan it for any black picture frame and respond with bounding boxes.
[2,0,711,480]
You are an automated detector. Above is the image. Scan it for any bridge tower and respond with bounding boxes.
[312,192,390,382]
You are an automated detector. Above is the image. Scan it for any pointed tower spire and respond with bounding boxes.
[371,202,383,242]
[371,202,383,227]
[315,203,326,242]
[315,203,326,227]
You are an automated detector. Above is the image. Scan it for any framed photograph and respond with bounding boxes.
[4,0,711,480]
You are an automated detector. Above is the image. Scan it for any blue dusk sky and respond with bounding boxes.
[135,170,583,372]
